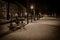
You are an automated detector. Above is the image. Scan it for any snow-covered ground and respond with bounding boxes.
[0,17,60,40]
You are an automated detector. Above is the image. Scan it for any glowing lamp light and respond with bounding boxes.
[30,5,34,9]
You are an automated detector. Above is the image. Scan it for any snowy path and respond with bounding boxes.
[0,17,60,40]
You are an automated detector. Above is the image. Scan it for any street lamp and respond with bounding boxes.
[30,5,36,22]
[30,5,34,22]
[25,11,29,24]
[30,5,34,9]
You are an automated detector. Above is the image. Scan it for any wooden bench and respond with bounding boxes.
[0,18,25,31]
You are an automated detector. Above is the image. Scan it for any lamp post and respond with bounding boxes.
[25,9,29,24]
[33,9,36,21]
[30,5,35,22]
[25,12,28,24]
[7,0,10,20]
[7,0,13,31]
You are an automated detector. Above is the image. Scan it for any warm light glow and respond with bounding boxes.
[30,5,34,9]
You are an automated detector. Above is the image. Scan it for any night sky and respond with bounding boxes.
[6,0,59,9]
[17,0,59,9]
[6,0,60,13]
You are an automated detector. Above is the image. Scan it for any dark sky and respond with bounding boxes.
[6,0,60,13]
[36,0,59,12]
[16,0,27,6]
[17,0,59,8]
[7,0,59,9]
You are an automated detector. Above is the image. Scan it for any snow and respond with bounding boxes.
[0,17,60,40]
